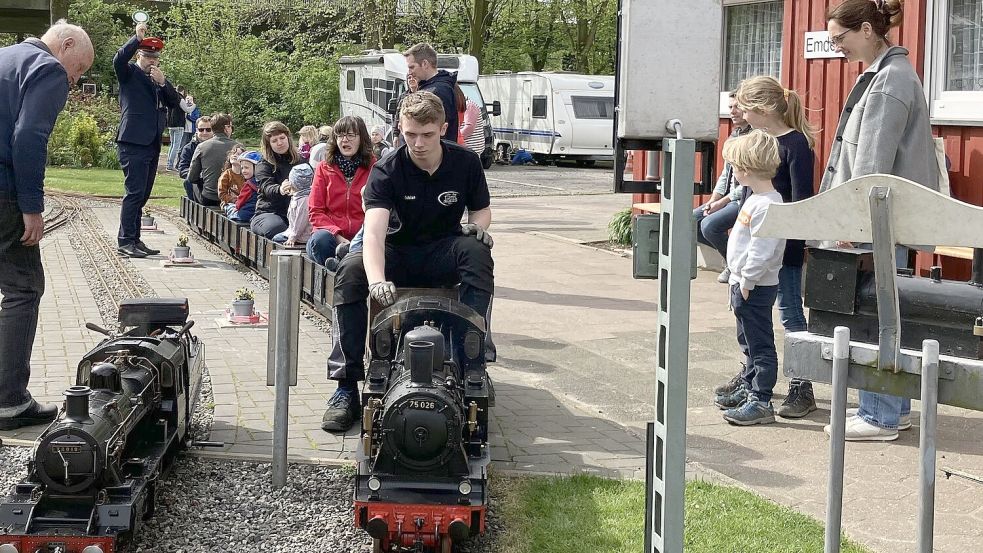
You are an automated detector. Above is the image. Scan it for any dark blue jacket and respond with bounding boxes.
[419,70,459,143]
[0,39,69,213]
[178,137,200,180]
[113,36,182,146]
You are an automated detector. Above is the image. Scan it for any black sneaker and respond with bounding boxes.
[713,364,747,396]
[135,241,160,255]
[714,381,749,410]
[117,243,148,258]
[321,388,361,432]
[777,380,818,419]
[0,401,58,431]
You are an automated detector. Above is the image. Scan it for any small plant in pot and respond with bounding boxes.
[141,210,155,228]
[232,287,255,317]
[172,233,191,259]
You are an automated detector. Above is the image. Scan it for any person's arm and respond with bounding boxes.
[178,143,194,179]
[460,101,479,139]
[113,36,141,83]
[11,64,69,215]
[468,207,491,229]
[787,138,815,202]
[254,161,287,200]
[852,91,908,177]
[187,146,203,185]
[739,201,784,292]
[179,97,195,114]
[711,162,730,197]
[362,207,391,285]
[307,164,342,235]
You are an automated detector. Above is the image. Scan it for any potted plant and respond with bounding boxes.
[231,287,255,317]
[172,233,191,259]
[141,210,155,228]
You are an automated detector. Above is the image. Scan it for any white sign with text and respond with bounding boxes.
[804,31,845,59]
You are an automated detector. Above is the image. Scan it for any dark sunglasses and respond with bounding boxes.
[198,127,212,132]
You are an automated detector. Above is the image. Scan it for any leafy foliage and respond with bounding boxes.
[234,287,255,301]
[48,91,121,169]
[608,207,634,247]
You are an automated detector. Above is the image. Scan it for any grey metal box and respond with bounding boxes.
[633,214,660,279]
[803,248,872,315]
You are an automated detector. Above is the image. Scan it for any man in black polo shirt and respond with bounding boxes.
[322,91,494,432]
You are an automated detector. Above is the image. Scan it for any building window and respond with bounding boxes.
[719,1,783,114]
[722,1,784,91]
[532,96,548,118]
[571,96,615,119]
[930,0,983,122]
[346,70,355,91]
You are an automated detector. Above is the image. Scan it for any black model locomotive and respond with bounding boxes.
[354,294,494,553]
[0,298,204,553]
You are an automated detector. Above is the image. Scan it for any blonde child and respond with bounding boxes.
[298,125,318,160]
[712,129,786,426]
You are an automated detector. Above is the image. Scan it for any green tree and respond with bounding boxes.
[68,0,137,90]
[559,0,611,73]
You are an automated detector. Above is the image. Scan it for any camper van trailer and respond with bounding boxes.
[338,50,497,168]
[478,72,615,165]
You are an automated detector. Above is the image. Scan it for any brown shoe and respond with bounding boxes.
[0,401,58,431]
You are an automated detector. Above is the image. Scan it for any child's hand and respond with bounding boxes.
[741,287,750,300]
[279,180,295,195]
[285,238,296,247]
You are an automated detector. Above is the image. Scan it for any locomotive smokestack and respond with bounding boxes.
[64,386,93,423]
[407,341,435,385]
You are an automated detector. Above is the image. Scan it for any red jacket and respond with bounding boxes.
[307,158,374,239]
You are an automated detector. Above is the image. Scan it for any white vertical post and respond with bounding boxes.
[825,326,850,553]
[270,250,301,489]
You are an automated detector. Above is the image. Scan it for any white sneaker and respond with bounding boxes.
[717,268,731,283]
[845,408,911,431]
[824,415,899,442]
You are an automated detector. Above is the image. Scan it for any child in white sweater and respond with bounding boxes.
[714,129,787,426]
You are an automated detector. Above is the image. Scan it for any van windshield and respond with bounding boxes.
[572,96,615,119]
[459,82,485,112]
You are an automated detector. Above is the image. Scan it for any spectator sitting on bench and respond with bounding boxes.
[230,151,262,223]
[694,91,750,284]
[273,162,315,247]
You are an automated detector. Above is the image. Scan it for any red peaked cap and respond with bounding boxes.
[138,37,164,55]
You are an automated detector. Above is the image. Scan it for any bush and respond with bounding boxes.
[608,207,634,246]
[47,91,121,169]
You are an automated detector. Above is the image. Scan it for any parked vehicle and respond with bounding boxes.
[338,50,499,169]
[478,72,615,166]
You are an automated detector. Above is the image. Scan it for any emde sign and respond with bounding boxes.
[804,31,845,59]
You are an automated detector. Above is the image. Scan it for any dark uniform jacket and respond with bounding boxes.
[113,36,182,146]
[0,39,69,214]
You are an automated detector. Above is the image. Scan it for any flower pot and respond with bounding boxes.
[231,299,254,317]
[172,246,191,259]
[141,215,155,227]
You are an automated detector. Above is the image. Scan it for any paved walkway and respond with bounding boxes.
[2,191,982,552]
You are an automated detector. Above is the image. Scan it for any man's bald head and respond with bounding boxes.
[41,20,94,86]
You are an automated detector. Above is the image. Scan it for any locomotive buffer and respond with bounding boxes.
[756,173,983,553]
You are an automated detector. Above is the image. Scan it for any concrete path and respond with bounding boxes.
[2,189,982,553]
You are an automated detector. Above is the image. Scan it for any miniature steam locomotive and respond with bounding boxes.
[0,298,204,553]
[354,294,494,553]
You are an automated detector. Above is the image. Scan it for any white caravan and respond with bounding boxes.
[338,50,498,168]
[477,72,615,165]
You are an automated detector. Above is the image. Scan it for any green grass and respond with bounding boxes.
[44,167,186,209]
[497,475,872,553]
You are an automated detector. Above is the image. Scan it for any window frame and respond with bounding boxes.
[570,95,615,120]
[925,0,983,124]
[531,95,548,119]
[346,70,355,91]
[718,0,785,116]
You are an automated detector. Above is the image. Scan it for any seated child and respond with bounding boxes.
[231,151,262,223]
[273,163,315,246]
[218,145,245,217]
[712,129,786,426]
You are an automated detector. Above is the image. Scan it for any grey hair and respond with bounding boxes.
[42,19,93,50]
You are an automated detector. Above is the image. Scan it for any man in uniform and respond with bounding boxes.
[0,21,93,430]
[114,22,183,258]
[321,91,494,432]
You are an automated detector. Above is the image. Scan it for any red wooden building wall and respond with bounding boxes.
[632,0,983,278]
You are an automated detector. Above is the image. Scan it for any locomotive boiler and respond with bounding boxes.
[354,295,493,553]
[0,298,204,553]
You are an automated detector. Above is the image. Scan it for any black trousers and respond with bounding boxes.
[327,235,494,381]
[117,141,161,246]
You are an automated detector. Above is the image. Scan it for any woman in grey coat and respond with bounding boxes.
[822,0,938,442]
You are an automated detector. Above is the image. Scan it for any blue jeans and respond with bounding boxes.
[0,195,44,416]
[733,283,780,403]
[693,200,740,258]
[166,127,184,169]
[306,229,340,266]
[855,242,912,428]
[777,265,806,332]
[118,141,160,246]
